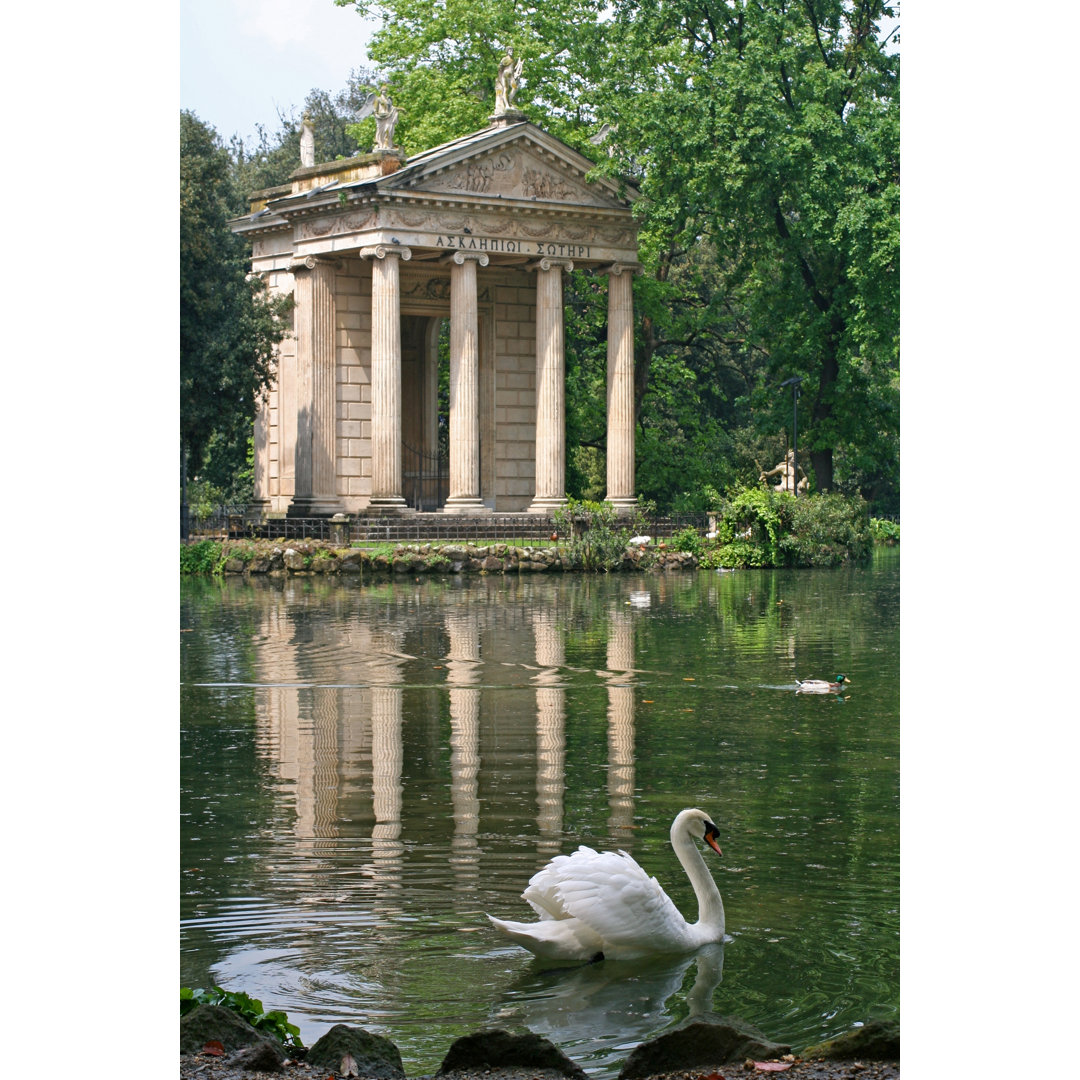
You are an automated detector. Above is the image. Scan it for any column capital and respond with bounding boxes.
[288,254,343,274]
[442,251,490,267]
[598,261,643,277]
[360,244,413,261]
[526,257,575,274]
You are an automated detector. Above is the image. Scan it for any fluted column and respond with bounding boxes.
[528,257,573,513]
[364,244,411,509]
[288,256,342,516]
[250,393,271,512]
[605,263,638,513]
[445,251,488,513]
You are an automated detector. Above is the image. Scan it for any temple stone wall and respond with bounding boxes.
[337,259,373,504]
[492,272,538,509]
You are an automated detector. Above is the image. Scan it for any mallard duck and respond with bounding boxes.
[795,674,850,694]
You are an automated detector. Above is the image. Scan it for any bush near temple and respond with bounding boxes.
[702,488,871,569]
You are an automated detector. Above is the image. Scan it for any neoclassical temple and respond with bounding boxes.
[233,100,640,516]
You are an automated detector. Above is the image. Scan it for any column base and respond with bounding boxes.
[527,496,568,514]
[605,496,639,516]
[367,495,410,511]
[287,496,344,517]
[443,497,488,515]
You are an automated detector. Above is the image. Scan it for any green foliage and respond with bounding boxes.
[670,525,704,557]
[869,517,900,543]
[554,498,630,571]
[779,492,872,567]
[180,112,292,483]
[180,540,224,575]
[181,986,304,1049]
[704,487,869,567]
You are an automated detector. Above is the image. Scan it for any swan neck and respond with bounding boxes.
[672,822,725,930]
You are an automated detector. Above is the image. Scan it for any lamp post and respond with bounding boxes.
[778,376,803,497]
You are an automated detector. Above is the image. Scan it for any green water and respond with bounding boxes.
[180,549,898,1074]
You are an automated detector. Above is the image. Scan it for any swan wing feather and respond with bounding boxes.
[544,848,692,956]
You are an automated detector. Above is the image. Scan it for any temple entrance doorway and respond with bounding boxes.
[401,314,447,511]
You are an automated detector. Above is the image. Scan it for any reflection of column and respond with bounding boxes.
[250,392,271,512]
[289,256,342,515]
[605,610,637,838]
[532,610,566,855]
[365,244,411,508]
[528,257,573,512]
[371,685,404,885]
[446,610,481,882]
[604,263,638,512]
[446,252,488,513]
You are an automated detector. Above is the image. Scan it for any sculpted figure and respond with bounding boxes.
[759,449,808,494]
[299,111,315,168]
[373,85,401,151]
[494,47,524,114]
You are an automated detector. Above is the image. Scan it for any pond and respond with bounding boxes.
[180,549,899,1075]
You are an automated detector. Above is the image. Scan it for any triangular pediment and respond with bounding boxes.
[380,123,633,211]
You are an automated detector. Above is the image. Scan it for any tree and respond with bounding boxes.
[180,111,292,491]
[590,0,900,500]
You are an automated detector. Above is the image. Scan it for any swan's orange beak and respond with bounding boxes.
[705,831,722,857]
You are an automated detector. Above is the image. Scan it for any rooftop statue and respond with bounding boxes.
[373,86,401,152]
[299,111,315,168]
[494,48,524,115]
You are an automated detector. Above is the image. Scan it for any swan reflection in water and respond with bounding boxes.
[490,943,726,1068]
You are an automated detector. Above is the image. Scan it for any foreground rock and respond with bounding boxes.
[306,1024,406,1077]
[619,1014,790,1078]
[180,1003,287,1070]
[437,1029,586,1079]
[803,1020,900,1061]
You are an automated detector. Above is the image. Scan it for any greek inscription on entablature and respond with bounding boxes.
[434,233,593,260]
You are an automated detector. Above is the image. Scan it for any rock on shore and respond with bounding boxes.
[179,1012,898,1080]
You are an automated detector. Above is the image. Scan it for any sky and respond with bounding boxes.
[181,0,378,145]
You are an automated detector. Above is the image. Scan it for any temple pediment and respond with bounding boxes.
[384,125,630,210]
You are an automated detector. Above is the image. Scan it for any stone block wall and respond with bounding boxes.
[491,270,537,510]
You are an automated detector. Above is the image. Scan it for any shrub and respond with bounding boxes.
[554,497,630,571]
[869,518,900,544]
[778,492,872,566]
[671,525,704,557]
[180,540,223,575]
[706,487,871,568]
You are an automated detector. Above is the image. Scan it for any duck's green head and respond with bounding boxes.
[835,674,849,684]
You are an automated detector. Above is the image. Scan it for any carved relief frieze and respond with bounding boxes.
[300,209,377,239]
[401,276,491,302]
[521,166,576,201]
[419,148,614,208]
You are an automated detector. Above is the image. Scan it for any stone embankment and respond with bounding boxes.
[203,539,700,577]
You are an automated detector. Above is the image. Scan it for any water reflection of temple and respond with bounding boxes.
[251,580,645,891]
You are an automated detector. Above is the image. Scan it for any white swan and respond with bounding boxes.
[488,808,724,962]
